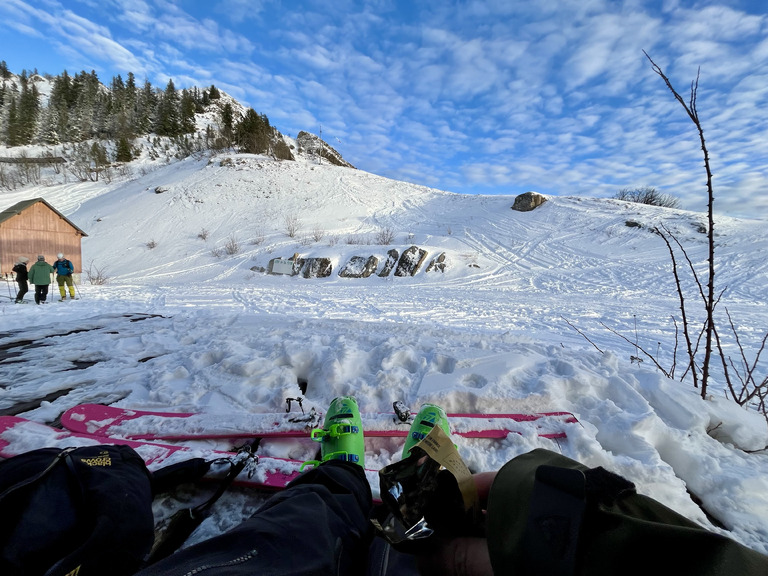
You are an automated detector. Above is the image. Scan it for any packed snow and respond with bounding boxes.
[1,151,768,554]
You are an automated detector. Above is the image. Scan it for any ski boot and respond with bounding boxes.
[402,403,451,458]
[308,396,365,467]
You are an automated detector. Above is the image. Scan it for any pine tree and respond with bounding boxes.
[155,79,180,136]
[115,136,132,162]
[108,74,126,138]
[90,142,108,180]
[5,96,21,146]
[236,108,271,154]
[37,106,61,144]
[71,70,101,140]
[179,88,196,134]
[125,72,138,134]
[12,74,40,145]
[219,101,234,147]
[48,70,73,141]
[136,79,156,135]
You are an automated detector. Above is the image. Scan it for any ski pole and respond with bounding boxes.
[5,275,12,300]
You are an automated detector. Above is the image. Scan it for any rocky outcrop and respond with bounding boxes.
[296,132,355,168]
[426,252,447,273]
[378,249,399,277]
[395,246,428,277]
[264,247,442,280]
[512,191,547,212]
[339,255,379,278]
[296,257,333,278]
[266,256,331,277]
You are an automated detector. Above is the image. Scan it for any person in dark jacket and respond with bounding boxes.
[27,255,55,304]
[52,252,76,300]
[11,257,29,303]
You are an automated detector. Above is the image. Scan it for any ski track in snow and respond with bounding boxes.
[1,153,768,552]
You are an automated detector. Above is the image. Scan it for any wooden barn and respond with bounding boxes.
[0,198,88,277]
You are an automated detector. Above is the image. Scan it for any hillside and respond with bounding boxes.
[1,152,768,555]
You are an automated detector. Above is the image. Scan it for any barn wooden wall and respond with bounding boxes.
[1,203,84,275]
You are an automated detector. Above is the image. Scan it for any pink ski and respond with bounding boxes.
[61,403,578,441]
[0,415,311,491]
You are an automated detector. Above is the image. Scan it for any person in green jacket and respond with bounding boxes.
[27,255,55,304]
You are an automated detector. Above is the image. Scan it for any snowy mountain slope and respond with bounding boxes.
[1,152,768,555]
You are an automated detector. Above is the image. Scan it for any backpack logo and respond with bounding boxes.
[79,450,112,467]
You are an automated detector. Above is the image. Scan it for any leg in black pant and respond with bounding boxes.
[34,285,49,304]
[15,280,28,303]
[136,460,374,576]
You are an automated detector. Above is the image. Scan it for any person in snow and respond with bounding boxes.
[27,255,55,304]
[11,256,29,303]
[135,418,768,576]
[52,252,76,301]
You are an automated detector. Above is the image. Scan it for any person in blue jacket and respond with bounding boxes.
[52,253,76,301]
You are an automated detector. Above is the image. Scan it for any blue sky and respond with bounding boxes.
[1,0,767,218]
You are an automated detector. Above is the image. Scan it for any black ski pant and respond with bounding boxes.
[15,280,28,302]
[135,460,375,576]
[34,284,49,304]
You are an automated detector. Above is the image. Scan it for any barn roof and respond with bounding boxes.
[0,197,88,236]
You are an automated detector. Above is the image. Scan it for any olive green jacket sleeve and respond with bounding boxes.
[486,449,768,576]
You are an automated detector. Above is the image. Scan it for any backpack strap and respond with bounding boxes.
[150,458,212,495]
[522,464,635,576]
[144,444,260,566]
[0,448,74,503]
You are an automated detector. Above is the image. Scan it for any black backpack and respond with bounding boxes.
[0,445,154,576]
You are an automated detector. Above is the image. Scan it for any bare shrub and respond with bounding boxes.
[146,239,157,250]
[375,227,396,245]
[85,260,109,285]
[0,164,20,190]
[614,186,680,209]
[345,234,370,245]
[198,228,210,241]
[250,229,265,245]
[116,163,133,179]
[312,226,325,242]
[284,214,300,238]
[224,234,241,255]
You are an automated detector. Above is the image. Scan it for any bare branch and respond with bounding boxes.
[655,225,699,387]
[561,316,604,354]
[599,321,672,378]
